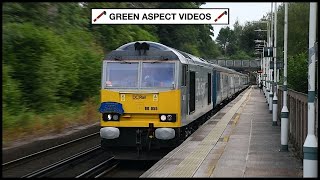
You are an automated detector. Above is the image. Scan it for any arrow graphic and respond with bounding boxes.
[214,11,228,22]
[94,11,106,22]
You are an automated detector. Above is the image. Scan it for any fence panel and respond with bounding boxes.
[277,86,318,160]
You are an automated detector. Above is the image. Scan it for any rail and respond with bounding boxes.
[22,145,102,178]
[277,86,318,160]
[2,132,100,169]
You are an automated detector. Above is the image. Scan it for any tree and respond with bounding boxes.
[275,2,312,93]
[155,2,220,58]
[216,26,233,55]
[276,3,310,59]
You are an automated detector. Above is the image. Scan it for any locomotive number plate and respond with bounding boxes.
[132,94,147,100]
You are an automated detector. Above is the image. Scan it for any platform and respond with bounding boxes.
[140,87,303,177]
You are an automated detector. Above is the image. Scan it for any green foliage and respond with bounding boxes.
[3,23,63,111]
[287,52,308,93]
[2,110,34,130]
[157,2,198,9]
[216,26,233,55]
[239,22,262,56]
[49,3,89,32]
[2,64,24,114]
[216,21,260,58]
[61,29,103,101]
[85,2,160,52]
[3,2,50,25]
[154,2,221,58]
[157,23,220,58]
[3,3,88,33]
[276,3,310,59]
[3,22,103,112]
[91,25,159,53]
[230,51,252,60]
[275,2,315,93]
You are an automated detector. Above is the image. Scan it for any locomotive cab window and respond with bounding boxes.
[141,62,175,88]
[105,62,139,88]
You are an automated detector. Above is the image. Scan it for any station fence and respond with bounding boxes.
[277,86,318,160]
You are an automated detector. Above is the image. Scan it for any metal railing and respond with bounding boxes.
[277,86,318,160]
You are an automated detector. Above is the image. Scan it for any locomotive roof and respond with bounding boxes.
[105,41,246,76]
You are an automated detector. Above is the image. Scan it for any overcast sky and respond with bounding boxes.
[201,2,282,40]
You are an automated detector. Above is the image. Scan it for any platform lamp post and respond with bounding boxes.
[255,39,267,98]
[280,2,289,152]
[255,49,263,88]
[254,22,271,105]
[255,56,262,85]
[255,44,264,86]
[272,3,278,126]
[256,29,270,105]
[255,41,265,88]
[268,2,274,114]
[303,2,318,177]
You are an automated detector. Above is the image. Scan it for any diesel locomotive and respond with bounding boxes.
[99,41,249,160]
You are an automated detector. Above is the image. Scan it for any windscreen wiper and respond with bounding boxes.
[120,61,132,64]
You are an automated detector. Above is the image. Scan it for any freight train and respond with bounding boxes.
[99,41,249,160]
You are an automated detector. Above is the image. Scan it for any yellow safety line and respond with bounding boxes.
[232,114,240,126]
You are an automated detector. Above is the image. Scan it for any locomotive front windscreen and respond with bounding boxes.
[105,62,175,89]
[105,62,139,88]
[141,63,175,88]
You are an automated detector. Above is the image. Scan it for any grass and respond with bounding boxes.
[2,97,100,148]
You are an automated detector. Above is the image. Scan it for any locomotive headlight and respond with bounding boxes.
[102,113,120,121]
[107,114,112,120]
[159,114,176,122]
[113,114,119,120]
[160,115,167,121]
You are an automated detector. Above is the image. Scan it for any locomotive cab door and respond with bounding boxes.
[212,70,217,107]
[189,71,196,114]
[181,64,188,122]
[208,73,212,105]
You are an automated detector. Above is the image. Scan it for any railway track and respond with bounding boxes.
[76,157,119,178]
[2,132,100,177]
[21,145,113,178]
[101,160,158,178]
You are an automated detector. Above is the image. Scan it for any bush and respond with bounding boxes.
[3,23,104,111]
[287,52,308,93]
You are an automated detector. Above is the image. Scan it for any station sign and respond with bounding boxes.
[263,47,274,57]
[92,9,230,25]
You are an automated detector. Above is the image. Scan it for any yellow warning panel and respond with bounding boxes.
[153,94,158,101]
[120,94,125,101]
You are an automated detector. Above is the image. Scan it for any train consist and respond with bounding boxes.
[99,41,249,159]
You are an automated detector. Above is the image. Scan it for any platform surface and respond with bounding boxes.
[140,87,303,177]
